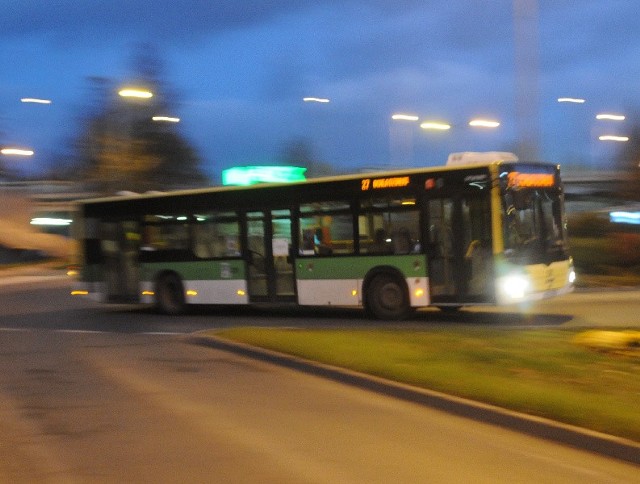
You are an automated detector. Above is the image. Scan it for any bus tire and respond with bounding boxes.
[365,273,411,320]
[155,272,186,315]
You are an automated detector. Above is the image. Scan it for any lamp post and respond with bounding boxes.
[389,114,420,166]
[389,111,502,167]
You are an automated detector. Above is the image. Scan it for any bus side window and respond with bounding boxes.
[299,201,354,256]
[369,228,392,254]
[393,228,413,254]
[301,229,315,254]
[193,224,214,258]
[314,228,333,256]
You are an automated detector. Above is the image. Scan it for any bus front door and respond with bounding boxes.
[427,198,458,301]
[246,210,296,303]
[427,196,492,304]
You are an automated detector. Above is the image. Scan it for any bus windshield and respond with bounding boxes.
[502,187,568,263]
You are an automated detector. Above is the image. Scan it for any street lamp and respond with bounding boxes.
[420,121,451,131]
[557,97,585,104]
[391,114,419,121]
[21,98,52,104]
[595,112,628,144]
[469,119,501,128]
[599,135,629,142]
[596,113,625,121]
[118,88,153,99]
[1,148,34,156]
[152,116,180,123]
[389,114,421,166]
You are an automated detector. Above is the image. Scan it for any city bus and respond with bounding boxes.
[71,152,575,319]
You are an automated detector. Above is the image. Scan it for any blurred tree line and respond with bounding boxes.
[279,138,338,179]
[614,122,640,201]
[59,44,338,193]
[68,45,207,194]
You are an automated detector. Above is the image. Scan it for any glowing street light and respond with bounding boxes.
[391,114,419,121]
[152,116,180,123]
[596,113,625,121]
[599,135,629,142]
[557,97,585,104]
[469,119,501,128]
[21,98,52,104]
[118,88,153,99]
[1,148,34,156]
[420,121,451,131]
[303,97,330,103]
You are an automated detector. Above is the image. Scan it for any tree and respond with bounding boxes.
[614,122,640,201]
[72,46,208,194]
[280,138,338,179]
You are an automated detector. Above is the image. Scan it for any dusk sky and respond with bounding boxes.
[1,0,639,180]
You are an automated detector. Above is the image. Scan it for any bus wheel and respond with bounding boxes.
[155,273,185,315]
[366,274,411,320]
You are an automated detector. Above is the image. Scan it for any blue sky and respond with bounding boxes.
[1,0,639,180]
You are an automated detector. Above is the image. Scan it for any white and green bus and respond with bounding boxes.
[72,153,575,319]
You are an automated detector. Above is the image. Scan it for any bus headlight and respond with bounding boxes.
[499,274,530,301]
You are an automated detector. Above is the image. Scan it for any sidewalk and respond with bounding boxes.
[0,261,69,286]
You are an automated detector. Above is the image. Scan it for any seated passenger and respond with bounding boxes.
[370,228,392,254]
[314,228,333,255]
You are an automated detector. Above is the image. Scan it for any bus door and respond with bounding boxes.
[427,195,492,304]
[100,220,140,303]
[246,210,296,302]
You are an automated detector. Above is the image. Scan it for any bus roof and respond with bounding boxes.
[446,152,519,166]
[76,157,554,206]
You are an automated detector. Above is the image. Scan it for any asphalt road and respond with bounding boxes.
[0,274,639,482]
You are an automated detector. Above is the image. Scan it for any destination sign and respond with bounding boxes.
[361,176,410,191]
[507,172,554,189]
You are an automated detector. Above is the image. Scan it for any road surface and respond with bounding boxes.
[0,274,638,482]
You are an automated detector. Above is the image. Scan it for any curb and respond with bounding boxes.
[189,334,640,466]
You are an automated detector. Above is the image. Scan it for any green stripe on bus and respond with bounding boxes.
[139,259,247,281]
[294,255,427,280]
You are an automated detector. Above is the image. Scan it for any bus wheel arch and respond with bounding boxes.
[155,271,186,315]
[363,267,412,320]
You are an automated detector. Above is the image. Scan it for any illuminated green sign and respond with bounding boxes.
[222,166,307,186]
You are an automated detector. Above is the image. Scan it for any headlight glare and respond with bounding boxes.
[500,274,530,300]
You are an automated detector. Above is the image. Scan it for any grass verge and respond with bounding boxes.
[211,327,640,442]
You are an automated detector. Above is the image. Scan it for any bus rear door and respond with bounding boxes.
[100,220,140,303]
[246,210,296,303]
